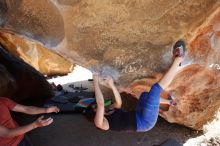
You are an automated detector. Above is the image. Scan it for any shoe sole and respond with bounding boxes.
[173,40,186,57]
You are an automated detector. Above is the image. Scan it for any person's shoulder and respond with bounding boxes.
[0,97,16,104]
[0,97,17,109]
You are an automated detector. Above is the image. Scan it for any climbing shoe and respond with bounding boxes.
[173,40,186,58]
[168,95,177,106]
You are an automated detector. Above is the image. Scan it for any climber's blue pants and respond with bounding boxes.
[135,83,162,132]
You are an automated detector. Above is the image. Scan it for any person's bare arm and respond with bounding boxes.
[107,77,122,109]
[0,116,53,138]
[12,104,59,115]
[93,73,109,130]
[94,104,109,130]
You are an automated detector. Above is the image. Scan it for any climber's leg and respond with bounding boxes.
[135,40,186,132]
[158,40,186,89]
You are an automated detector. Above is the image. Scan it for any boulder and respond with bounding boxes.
[0,32,74,76]
[129,7,220,130]
[0,0,220,129]
[160,7,220,130]
[53,0,220,130]
[0,0,64,46]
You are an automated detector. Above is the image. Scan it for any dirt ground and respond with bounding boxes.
[27,114,199,146]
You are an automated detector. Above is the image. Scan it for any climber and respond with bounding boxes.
[85,40,186,132]
[0,97,60,146]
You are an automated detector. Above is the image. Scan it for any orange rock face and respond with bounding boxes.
[0,0,220,130]
[129,8,220,130]
[162,8,220,130]
[0,32,74,76]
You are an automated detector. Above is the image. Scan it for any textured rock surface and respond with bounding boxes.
[0,0,64,46]
[0,0,220,130]
[129,7,220,130]
[0,32,74,76]
[53,0,219,86]
[161,7,220,130]
[0,45,53,105]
